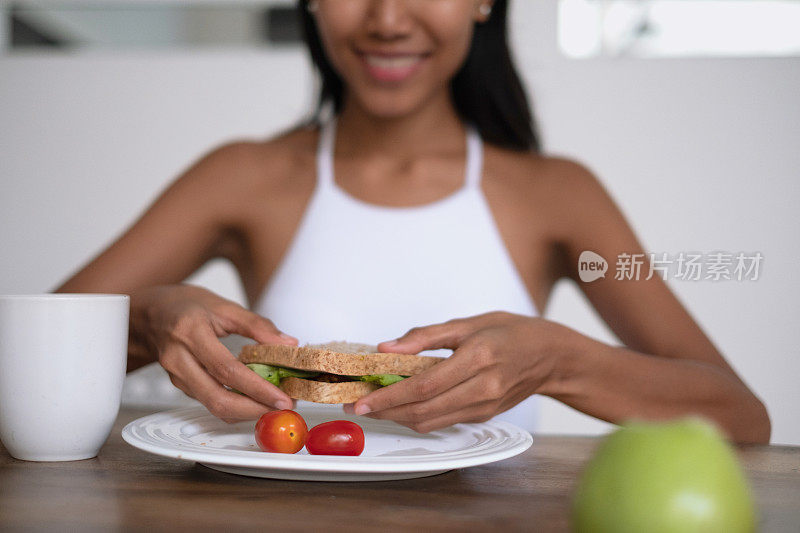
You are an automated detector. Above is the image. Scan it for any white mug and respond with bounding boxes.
[0,294,129,461]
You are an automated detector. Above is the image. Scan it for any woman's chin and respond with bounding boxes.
[349,92,429,121]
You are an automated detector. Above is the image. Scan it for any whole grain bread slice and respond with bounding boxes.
[279,377,379,404]
[238,342,442,376]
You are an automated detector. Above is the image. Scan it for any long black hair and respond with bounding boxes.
[297,0,541,152]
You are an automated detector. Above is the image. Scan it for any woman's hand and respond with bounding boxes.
[345,311,576,432]
[130,284,298,422]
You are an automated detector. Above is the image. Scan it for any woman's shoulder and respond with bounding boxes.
[483,145,621,252]
[151,124,320,232]
[196,124,318,188]
[484,144,606,206]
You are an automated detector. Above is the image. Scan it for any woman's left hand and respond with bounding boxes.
[344,311,579,432]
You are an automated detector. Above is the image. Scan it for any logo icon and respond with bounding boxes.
[579,251,608,282]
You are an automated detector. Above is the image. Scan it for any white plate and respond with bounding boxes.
[121,404,533,481]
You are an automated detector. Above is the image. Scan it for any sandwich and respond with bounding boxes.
[238,341,443,403]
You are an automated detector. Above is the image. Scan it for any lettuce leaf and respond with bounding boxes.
[358,374,406,387]
[245,363,280,386]
[277,367,320,379]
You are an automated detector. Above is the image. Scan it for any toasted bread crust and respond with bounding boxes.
[279,377,379,404]
[238,344,442,376]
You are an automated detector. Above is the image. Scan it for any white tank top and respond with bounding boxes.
[255,118,540,431]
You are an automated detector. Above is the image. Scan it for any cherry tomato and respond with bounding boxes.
[255,410,308,454]
[306,420,365,456]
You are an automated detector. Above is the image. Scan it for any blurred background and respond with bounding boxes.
[1,0,798,443]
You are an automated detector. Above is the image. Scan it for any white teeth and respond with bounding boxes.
[364,55,421,69]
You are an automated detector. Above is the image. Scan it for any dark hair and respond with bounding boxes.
[297,0,541,152]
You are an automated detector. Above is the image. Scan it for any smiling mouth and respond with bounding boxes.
[357,52,429,83]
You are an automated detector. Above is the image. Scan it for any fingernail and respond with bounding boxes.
[342,403,354,414]
[354,404,371,416]
[276,399,293,410]
[381,339,399,348]
[279,333,298,342]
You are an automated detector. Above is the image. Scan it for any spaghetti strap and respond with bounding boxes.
[464,124,483,189]
[316,117,336,188]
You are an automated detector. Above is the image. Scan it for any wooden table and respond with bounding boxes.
[1,408,798,532]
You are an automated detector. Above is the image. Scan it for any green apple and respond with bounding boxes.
[572,418,756,533]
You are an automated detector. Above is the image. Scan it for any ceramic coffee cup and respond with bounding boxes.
[0,294,129,461]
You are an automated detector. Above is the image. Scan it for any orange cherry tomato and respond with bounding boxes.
[254,410,308,454]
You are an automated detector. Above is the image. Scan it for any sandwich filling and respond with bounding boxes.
[245,363,406,388]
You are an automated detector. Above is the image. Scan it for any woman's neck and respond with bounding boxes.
[334,90,467,158]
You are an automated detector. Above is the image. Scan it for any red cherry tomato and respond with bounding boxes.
[306,420,365,456]
[255,410,308,454]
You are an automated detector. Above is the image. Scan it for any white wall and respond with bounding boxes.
[2,2,798,443]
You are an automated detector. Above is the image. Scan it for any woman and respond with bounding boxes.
[57,0,770,442]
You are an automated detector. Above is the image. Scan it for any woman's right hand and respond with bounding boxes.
[130,284,297,422]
